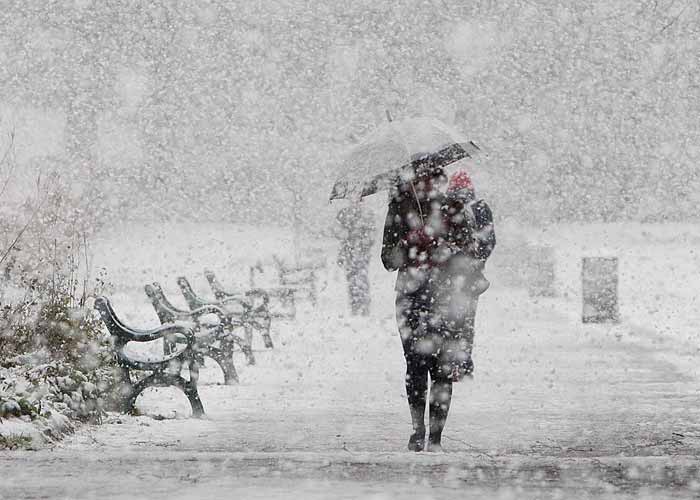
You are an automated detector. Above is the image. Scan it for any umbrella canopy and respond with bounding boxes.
[330,117,481,201]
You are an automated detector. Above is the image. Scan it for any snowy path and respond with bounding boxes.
[3,279,700,499]
[3,223,700,499]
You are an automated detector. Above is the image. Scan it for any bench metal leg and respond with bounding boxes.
[124,371,205,418]
[181,378,205,418]
[236,329,256,365]
[310,285,318,306]
[208,345,239,385]
[271,290,296,320]
[245,320,274,350]
[261,316,274,349]
[243,324,254,355]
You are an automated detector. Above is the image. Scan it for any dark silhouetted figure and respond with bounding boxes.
[336,203,375,316]
[381,166,495,453]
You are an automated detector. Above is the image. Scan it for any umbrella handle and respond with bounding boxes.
[409,182,425,225]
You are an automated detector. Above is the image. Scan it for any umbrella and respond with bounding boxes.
[330,117,482,201]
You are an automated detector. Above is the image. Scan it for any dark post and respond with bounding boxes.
[582,257,619,323]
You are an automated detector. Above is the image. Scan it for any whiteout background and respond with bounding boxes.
[2,1,700,498]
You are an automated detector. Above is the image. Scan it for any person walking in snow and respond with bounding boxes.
[336,203,375,315]
[381,164,495,452]
[381,161,449,452]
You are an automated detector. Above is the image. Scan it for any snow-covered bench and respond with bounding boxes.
[94,296,205,417]
[144,283,250,384]
[177,275,273,350]
[243,265,297,320]
[271,255,319,306]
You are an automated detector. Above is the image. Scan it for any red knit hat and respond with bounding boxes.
[447,170,474,193]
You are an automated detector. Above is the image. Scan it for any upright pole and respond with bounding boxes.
[582,257,620,323]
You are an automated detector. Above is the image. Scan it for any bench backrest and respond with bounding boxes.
[144,283,187,323]
[94,296,195,372]
[272,255,316,286]
[204,270,228,301]
[94,296,130,345]
[176,276,210,310]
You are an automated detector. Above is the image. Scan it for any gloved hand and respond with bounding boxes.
[402,227,436,264]
[404,227,433,249]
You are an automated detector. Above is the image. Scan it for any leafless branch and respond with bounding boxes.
[652,0,692,39]
[81,232,90,306]
[0,215,36,268]
[0,173,49,267]
[0,129,17,200]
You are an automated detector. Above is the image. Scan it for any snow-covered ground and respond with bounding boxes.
[2,221,700,499]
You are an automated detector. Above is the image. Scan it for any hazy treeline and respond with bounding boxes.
[0,0,698,230]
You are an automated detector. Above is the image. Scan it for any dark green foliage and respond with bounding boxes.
[0,276,119,423]
[0,434,32,450]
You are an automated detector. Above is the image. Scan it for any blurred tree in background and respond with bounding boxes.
[0,0,697,230]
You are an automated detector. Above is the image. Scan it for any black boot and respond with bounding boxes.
[408,404,426,452]
[427,380,452,452]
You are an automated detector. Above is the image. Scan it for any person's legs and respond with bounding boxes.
[405,352,429,451]
[427,374,453,451]
[397,290,431,451]
[424,324,453,452]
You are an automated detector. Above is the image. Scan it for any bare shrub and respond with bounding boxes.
[0,136,118,424]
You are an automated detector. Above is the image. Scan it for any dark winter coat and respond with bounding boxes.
[381,182,495,294]
[380,179,446,294]
[437,194,496,264]
[383,178,497,381]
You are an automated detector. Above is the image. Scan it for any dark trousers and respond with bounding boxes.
[396,286,452,444]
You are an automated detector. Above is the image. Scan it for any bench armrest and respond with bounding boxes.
[190,304,229,321]
[218,295,252,311]
[125,323,196,343]
[96,296,196,346]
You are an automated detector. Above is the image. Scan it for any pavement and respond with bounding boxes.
[2,260,700,499]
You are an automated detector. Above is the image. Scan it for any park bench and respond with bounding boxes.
[144,283,250,383]
[247,255,320,310]
[205,269,274,314]
[204,270,279,342]
[244,264,297,319]
[177,275,274,350]
[271,255,319,305]
[94,296,205,417]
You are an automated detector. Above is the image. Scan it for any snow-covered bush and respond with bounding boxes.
[0,148,118,445]
[0,285,119,450]
[0,290,119,424]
